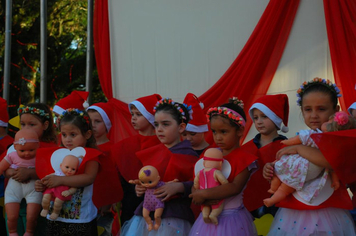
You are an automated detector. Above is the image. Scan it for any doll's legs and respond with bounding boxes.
[268,175,282,194]
[142,208,153,231]
[202,205,212,223]
[264,183,295,207]
[40,193,52,217]
[5,202,20,234]
[153,207,164,230]
[50,198,64,220]
[209,203,224,225]
[25,203,41,235]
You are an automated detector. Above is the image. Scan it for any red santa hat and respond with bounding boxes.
[87,102,113,132]
[348,102,356,115]
[183,93,208,133]
[249,94,289,133]
[53,91,89,115]
[129,94,162,126]
[0,97,9,127]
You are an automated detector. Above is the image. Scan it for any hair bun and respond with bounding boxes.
[228,97,244,109]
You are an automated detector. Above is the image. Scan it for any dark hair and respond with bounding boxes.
[154,99,190,125]
[59,110,96,148]
[23,103,57,143]
[210,98,246,129]
[300,83,338,109]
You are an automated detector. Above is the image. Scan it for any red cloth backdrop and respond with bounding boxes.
[323,0,356,111]
[93,0,300,143]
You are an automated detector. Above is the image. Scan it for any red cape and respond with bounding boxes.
[93,141,123,208]
[135,143,197,182]
[111,134,161,181]
[241,140,284,211]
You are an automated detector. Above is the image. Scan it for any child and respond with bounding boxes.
[112,94,162,226]
[348,102,356,118]
[87,101,123,236]
[0,129,41,236]
[41,154,81,220]
[241,94,289,215]
[35,108,102,236]
[263,78,356,235]
[193,148,228,225]
[182,93,210,156]
[189,97,258,236]
[121,97,198,236]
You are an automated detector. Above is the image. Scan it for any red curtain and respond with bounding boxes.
[93,0,113,99]
[199,0,300,143]
[323,0,356,111]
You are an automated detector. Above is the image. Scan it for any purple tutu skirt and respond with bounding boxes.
[268,207,356,236]
[189,206,257,236]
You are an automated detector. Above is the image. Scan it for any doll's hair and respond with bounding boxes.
[153,98,191,125]
[59,109,97,148]
[19,103,57,143]
[326,112,356,132]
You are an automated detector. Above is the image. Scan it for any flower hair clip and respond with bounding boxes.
[59,108,90,125]
[206,106,246,127]
[229,97,244,109]
[18,106,50,119]
[14,137,39,146]
[153,98,190,121]
[296,77,342,106]
[334,111,349,126]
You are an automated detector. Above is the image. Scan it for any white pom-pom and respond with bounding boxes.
[281,126,289,133]
[83,100,89,109]
[199,102,204,109]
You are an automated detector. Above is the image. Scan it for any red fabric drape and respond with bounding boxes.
[323,0,356,110]
[199,0,300,143]
[94,0,113,99]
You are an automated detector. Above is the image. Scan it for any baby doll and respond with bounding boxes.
[40,154,81,220]
[0,129,42,236]
[194,148,229,225]
[264,111,356,207]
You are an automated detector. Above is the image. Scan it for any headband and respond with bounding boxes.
[203,156,224,162]
[18,106,50,119]
[153,98,192,121]
[14,138,39,146]
[206,106,246,127]
[59,108,90,125]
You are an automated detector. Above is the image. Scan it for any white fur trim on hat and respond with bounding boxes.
[186,123,209,133]
[87,105,112,132]
[53,105,65,116]
[249,103,286,132]
[0,120,8,127]
[348,102,356,115]
[129,101,155,126]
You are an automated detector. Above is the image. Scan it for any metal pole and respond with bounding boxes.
[40,0,47,103]
[3,0,12,102]
[86,0,94,104]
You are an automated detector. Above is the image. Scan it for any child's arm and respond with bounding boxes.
[276,145,332,169]
[189,168,250,205]
[263,162,274,181]
[11,168,38,183]
[280,135,301,146]
[154,182,185,202]
[41,160,99,188]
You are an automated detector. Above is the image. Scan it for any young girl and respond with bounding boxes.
[120,98,198,236]
[35,108,102,236]
[189,97,258,236]
[263,78,356,235]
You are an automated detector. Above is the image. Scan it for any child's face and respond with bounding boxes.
[20,114,49,140]
[210,116,242,155]
[252,109,278,136]
[15,142,38,160]
[88,110,107,140]
[181,131,205,149]
[60,155,79,176]
[154,111,185,148]
[60,123,90,149]
[130,107,152,132]
[301,91,338,130]
[351,109,356,119]
[139,174,159,188]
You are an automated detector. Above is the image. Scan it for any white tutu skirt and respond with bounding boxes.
[268,207,356,236]
[120,215,192,236]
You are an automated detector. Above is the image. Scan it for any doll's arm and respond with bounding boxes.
[62,187,78,197]
[193,175,200,190]
[214,170,228,185]
[280,136,301,146]
[0,158,10,176]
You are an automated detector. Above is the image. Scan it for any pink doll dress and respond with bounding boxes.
[43,170,72,201]
[143,181,165,211]
[274,129,329,203]
[199,168,224,209]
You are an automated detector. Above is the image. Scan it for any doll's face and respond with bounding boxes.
[60,155,79,176]
[140,174,160,188]
[15,142,39,160]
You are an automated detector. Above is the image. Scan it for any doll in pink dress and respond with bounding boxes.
[40,154,81,220]
[194,148,229,225]
[264,111,356,207]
